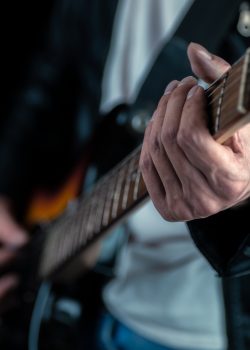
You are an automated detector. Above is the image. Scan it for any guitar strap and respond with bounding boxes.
[175,0,243,52]
[134,0,243,115]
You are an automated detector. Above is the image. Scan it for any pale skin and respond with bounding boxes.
[140,42,250,222]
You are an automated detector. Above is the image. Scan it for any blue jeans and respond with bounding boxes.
[96,312,201,350]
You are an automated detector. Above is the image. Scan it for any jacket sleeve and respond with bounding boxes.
[187,203,250,277]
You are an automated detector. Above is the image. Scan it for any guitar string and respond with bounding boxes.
[42,159,142,274]
[206,59,247,100]
[41,57,249,275]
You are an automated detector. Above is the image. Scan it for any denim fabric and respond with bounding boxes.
[96,312,209,350]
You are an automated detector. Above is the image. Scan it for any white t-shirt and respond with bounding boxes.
[100,0,227,349]
[104,201,226,349]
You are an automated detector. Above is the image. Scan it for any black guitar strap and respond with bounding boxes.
[175,0,243,52]
[134,0,244,114]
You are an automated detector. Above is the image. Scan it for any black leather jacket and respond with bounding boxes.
[0,0,249,348]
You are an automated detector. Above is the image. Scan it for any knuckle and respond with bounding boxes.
[189,196,220,218]
[149,135,162,154]
[163,214,176,222]
[219,181,244,201]
[167,199,192,221]
[181,189,210,218]
[170,87,182,100]
[160,208,177,222]
[210,170,246,201]
[156,95,168,110]
[139,154,153,173]
[177,127,201,149]
[176,129,188,148]
[161,127,178,145]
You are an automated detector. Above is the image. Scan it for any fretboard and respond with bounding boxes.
[39,48,250,279]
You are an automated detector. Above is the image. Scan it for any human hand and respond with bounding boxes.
[139,43,250,221]
[0,197,28,299]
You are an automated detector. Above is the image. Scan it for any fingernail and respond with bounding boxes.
[196,44,212,61]
[164,80,178,95]
[178,76,197,86]
[187,85,199,99]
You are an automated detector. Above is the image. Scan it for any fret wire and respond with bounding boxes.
[111,168,126,219]
[52,151,142,267]
[206,72,248,132]
[214,73,228,132]
[53,151,142,265]
[215,96,239,117]
[214,108,249,130]
[238,50,250,113]
[60,214,80,259]
[93,188,108,233]
[91,179,111,234]
[122,154,138,209]
[84,193,101,240]
[77,203,92,246]
[206,59,243,96]
[52,228,64,266]
[101,149,138,181]
[64,216,79,256]
[41,151,143,276]
[210,90,247,120]
[84,181,104,235]
[88,146,141,199]
[207,75,241,105]
[133,163,142,201]
[60,57,247,218]
[69,209,86,254]
[206,62,243,100]
[40,52,250,279]
[47,222,64,265]
[73,148,140,216]
[64,224,76,260]
[125,159,140,177]
[66,215,84,259]
[208,83,242,108]
[57,221,73,263]
[206,71,243,106]
[102,175,117,226]
[211,91,240,114]
[49,225,61,265]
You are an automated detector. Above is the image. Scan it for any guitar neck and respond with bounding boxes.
[39,48,250,279]
[207,48,250,143]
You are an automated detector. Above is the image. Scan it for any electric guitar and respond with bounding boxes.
[1,48,250,350]
[38,47,250,280]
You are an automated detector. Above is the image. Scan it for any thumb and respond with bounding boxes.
[187,42,231,83]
